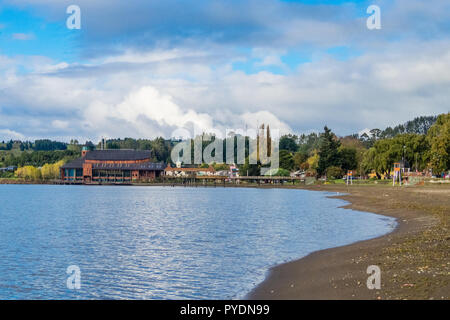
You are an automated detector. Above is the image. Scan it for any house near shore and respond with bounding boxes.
[60,148,165,183]
[214,165,240,178]
[290,170,305,178]
[0,166,17,173]
[215,170,229,177]
[229,164,239,178]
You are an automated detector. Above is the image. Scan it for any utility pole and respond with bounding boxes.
[415,153,418,172]
[402,145,406,163]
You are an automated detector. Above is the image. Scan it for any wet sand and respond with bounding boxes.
[247,184,450,300]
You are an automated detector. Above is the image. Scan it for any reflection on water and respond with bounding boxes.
[0,185,396,299]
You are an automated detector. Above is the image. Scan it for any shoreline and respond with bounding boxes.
[247,184,449,300]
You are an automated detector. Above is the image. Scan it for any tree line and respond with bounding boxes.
[0,139,68,151]
[1,113,448,179]
[275,113,449,178]
[0,150,78,168]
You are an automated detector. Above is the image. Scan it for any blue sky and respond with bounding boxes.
[0,0,372,63]
[0,5,79,62]
[0,0,449,142]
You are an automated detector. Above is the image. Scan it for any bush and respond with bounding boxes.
[0,171,15,178]
[15,160,65,181]
[16,166,41,180]
[306,168,317,177]
[326,166,344,179]
[41,160,65,179]
[264,168,290,176]
[213,163,229,171]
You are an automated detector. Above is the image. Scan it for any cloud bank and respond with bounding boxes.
[0,0,449,141]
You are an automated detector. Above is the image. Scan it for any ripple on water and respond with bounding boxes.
[0,185,396,299]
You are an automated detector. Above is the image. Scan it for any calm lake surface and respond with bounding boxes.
[0,185,396,299]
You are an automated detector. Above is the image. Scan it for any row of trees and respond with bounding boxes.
[103,137,172,162]
[359,114,449,177]
[1,150,77,168]
[275,128,359,178]
[2,113,447,180]
[275,113,449,178]
[0,139,68,151]
[15,160,65,180]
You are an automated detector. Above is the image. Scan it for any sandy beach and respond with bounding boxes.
[247,184,450,300]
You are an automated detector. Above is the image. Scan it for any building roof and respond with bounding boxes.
[0,166,17,172]
[84,150,151,161]
[61,150,164,170]
[61,157,84,169]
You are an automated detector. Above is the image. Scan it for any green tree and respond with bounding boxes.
[150,137,170,162]
[317,126,341,176]
[426,113,450,173]
[213,163,229,171]
[279,150,294,171]
[298,133,320,155]
[264,168,290,176]
[293,151,308,170]
[239,157,260,176]
[361,133,430,177]
[34,139,67,151]
[326,166,344,179]
[339,147,357,171]
[279,134,298,152]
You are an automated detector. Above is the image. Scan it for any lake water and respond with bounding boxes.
[0,185,396,299]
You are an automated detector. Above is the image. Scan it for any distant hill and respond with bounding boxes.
[359,115,438,141]
[357,115,439,149]
[380,115,438,137]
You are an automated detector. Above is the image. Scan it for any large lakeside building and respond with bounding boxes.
[60,149,165,183]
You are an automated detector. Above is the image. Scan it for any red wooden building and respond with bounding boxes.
[60,149,165,183]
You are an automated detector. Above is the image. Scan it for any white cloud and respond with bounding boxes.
[51,120,69,129]
[241,111,291,135]
[0,129,25,140]
[1,37,449,141]
[251,48,286,68]
[358,128,371,137]
[86,86,214,136]
[80,86,290,141]
[100,49,209,65]
[12,33,35,41]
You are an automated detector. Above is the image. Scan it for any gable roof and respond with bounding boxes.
[61,150,160,170]
[61,158,166,171]
[84,150,152,161]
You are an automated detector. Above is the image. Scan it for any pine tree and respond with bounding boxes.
[317,126,341,176]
